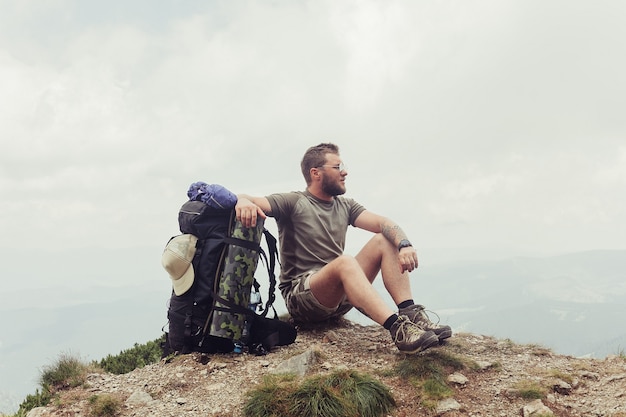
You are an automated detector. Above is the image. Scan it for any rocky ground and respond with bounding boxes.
[26,319,626,417]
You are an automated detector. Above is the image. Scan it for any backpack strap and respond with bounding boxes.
[222,236,261,251]
[261,228,279,317]
[183,236,206,352]
[197,232,229,348]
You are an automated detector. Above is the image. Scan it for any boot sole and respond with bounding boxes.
[436,328,453,342]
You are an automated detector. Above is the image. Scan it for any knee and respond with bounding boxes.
[371,233,395,253]
[333,254,362,274]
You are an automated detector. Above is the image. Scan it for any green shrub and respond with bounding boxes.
[96,336,164,374]
[13,387,53,417]
[40,351,89,391]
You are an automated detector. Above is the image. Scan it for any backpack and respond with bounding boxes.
[161,200,296,356]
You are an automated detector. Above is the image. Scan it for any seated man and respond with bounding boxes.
[236,143,451,353]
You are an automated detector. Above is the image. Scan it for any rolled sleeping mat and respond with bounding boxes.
[209,216,265,341]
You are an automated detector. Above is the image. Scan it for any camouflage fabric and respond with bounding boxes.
[209,217,265,341]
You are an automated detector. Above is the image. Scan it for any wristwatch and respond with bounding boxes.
[398,239,412,251]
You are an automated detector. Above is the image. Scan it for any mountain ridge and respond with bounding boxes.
[16,320,626,417]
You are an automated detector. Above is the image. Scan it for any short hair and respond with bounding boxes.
[301,143,340,185]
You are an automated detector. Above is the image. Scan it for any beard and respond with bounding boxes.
[321,175,346,196]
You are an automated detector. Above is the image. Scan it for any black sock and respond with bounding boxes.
[383,314,398,330]
[397,300,414,310]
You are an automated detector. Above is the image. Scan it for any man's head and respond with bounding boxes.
[301,142,347,197]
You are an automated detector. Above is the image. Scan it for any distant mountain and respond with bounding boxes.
[406,250,626,357]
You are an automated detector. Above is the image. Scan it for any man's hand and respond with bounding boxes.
[399,246,419,273]
[235,196,267,228]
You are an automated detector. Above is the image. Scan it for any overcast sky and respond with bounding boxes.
[2,1,625,290]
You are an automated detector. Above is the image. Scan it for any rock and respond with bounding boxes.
[603,373,626,383]
[323,330,340,343]
[436,398,461,414]
[26,407,49,417]
[448,372,469,386]
[522,399,554,417]
[553,379,572,395]
[476,360,495,370]
[271,348,318,376]
[125,389,154,406]
[579,371,600,380]
[206,382,226,391]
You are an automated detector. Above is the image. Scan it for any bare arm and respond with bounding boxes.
[235,194,271,228]
[354,210,419,272]
[354,210,409,246]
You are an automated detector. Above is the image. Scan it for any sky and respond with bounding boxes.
[1,0,626,293]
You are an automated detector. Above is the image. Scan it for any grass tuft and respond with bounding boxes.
[387,349,469,409]
[244,370,395,417]
[392,350,466,379]
[243,374,294,417]
[88,394,122,417]
[547,369,574,384]
[511,379,547,399]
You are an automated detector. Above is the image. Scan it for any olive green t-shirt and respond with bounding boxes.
[266,190,366,298]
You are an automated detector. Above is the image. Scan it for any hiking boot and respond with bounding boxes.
[399,304,452,342]
[389,315,440,353]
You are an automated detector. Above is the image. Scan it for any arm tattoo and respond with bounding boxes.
[381,223,408,245]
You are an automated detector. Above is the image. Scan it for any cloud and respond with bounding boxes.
[0,0,625,256]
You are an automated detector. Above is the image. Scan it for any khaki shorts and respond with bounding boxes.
[285,270,353,323]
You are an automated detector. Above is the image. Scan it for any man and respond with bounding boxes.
[236,143,451,353]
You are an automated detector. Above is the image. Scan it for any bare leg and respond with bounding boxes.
[308,236,442,353]
[308,234,413,325]
[308,255,395,325]
[355,233,413,305]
